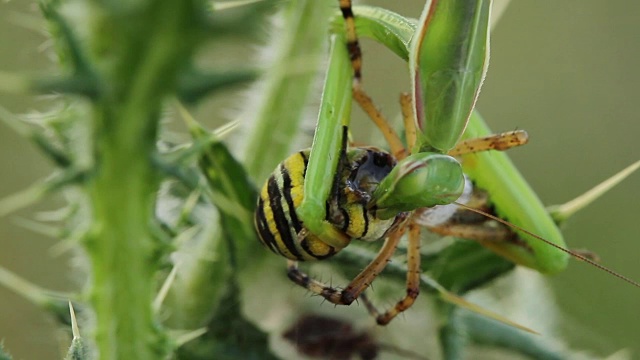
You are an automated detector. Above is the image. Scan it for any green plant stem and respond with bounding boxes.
[87,119,164,358]
[80,1,202,358]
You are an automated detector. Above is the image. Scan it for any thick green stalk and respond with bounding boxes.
[87,112,164,358]
[81,1,201,358]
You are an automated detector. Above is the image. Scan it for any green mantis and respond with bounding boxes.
[254,0,639,326]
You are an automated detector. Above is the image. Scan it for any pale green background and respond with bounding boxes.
[1,1,639,358]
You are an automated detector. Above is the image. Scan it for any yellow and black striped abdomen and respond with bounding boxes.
[254,151,338,261]
[254,148,399,261]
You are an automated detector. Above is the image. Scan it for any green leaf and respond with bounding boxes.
[182,108,258,265]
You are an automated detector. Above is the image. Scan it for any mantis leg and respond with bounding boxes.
[420,188,515,243]
[400,92,417,154]
[426,222,514,243]
[448,130,529,156]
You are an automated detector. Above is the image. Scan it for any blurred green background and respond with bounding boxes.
[1,1,639,358]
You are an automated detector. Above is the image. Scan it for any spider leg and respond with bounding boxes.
[352,87,407,160]
[363,222,422,325]
[287,226,406,306]
[340,0,406,160]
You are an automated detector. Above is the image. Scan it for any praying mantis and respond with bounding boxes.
[254,0,639,325]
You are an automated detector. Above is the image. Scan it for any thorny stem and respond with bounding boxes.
[81,1,201,358]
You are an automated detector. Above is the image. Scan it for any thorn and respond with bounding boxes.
[153,262,180,313]
[0,169,85,217]
[12,217,61,238]
[0,265,50,306]
[69,300,80,339]
[173,327,208,347]
[0,106,71,167]
[174,100,239,140]
[212,0,265,12]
